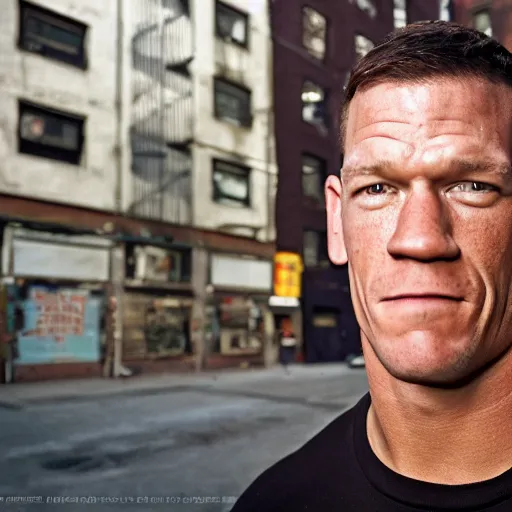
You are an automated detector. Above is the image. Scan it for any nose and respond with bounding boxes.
[387,186,460,261]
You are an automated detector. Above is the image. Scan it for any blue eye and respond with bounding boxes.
[452,182,497,193]
[365,184,387,194]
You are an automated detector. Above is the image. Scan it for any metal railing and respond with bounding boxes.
[130,0,193,225]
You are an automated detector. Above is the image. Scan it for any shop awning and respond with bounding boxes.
[268,296,301,313]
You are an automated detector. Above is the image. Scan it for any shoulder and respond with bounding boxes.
[231,394,369,512]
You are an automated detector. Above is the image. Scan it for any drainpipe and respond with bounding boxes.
[2,227,14,383]
[111,0,125,377]
[115,0,124,213]
[264,0,275,366]
[159,6,166,220]
[265,0,274,243]
[112,244,126,377]
[265,108,273,243]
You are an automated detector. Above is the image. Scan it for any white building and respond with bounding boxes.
[193,0,276,242]
[130,0,277,367]
[130,0,276,242]
[0,0,276,238]
[0,0,277,381]
[0,0,131,212]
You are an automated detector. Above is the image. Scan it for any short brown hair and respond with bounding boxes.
[340,20,512,149]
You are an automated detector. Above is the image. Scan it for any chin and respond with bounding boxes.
[382,362,475,389]
[370,331,480,388]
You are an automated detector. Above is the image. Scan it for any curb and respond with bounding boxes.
[0,400,23,410]
[15,384,203,407]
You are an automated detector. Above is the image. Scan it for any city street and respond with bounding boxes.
[0,364,368,511]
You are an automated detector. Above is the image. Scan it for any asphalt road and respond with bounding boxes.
[0,364,369,512]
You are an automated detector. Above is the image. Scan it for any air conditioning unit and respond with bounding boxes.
[134,245,169,282]
[20,113,45,141]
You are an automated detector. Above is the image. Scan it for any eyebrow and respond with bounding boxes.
[341,158,512,182]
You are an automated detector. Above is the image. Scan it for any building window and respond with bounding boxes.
[355,34,374,60]
[302,7,327,60]
[393,0,407,28]
[440,0,452,21]
[473,9,492,37]
[303,230,329,268]
[166,248,192,282]
[302,154,326,203]
[18,0,88,68]
[214,78,252,127]
[213,159,250,207]
[128,245,192,283]
[350,0,377,19]
[215,0,248,47]
[18,100,85,165]
[302,81,328,133]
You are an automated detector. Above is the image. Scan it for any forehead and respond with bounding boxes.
[344,78,512,161]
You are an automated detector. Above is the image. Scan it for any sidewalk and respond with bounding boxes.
[0,363,356,408]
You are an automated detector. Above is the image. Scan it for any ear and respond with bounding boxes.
[325,174,348,265]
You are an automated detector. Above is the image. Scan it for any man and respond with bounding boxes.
[232,21,512,511]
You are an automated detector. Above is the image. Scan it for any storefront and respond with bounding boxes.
[1,224,112,382]
[302,265,360,363]
[206,253,273,369]
[268,252,304,364]
[268,295,302,365]
[121,239,196,373]
[214,295,264,355]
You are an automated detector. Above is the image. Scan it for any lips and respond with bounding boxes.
[382,294,464,301]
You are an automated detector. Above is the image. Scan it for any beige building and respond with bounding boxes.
[0,0,132,212]
[0,0,276,382]
[129,0,277,372]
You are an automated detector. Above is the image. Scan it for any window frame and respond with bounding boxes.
[166,247,192,283]
[393,0,408,29]
[303,230,330,268]
[472,7,492,37]
[301,153,327,204]
[212,158,251,208]
[215,0,249,49]
[302,5,328,61]
[301,80,329,132]
[213,77,252,128]
[439,0,453,21]
[351,0,377,19]
[354,33,375,60]
[17,100,86,165]
[18,0,88,69]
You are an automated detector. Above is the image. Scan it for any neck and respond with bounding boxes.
[364,336,512,485]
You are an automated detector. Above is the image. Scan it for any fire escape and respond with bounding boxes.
[130,0,193,225]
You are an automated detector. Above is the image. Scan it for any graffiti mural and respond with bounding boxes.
[16,287,101,365]
[144,301,187,356]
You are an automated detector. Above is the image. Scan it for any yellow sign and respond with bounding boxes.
[273,252,303,298]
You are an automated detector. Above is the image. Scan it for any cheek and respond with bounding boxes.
[343,207,392,266]
[457,212,512,282]
[343,210,393,301]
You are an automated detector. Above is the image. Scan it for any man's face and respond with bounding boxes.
[326,78,512,385]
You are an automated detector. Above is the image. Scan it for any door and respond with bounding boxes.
[306,307,343,363]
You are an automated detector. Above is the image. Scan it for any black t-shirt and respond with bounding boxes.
[232,393,512,511]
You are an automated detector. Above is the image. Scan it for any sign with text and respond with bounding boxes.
[15,287,101,365]
[273,252,303,298]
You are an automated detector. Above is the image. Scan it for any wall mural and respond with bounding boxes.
[16,287,101,365]
[144,301,187,355]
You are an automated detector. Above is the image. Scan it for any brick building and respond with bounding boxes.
[270,0,442,363]
[451,0,512,49]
